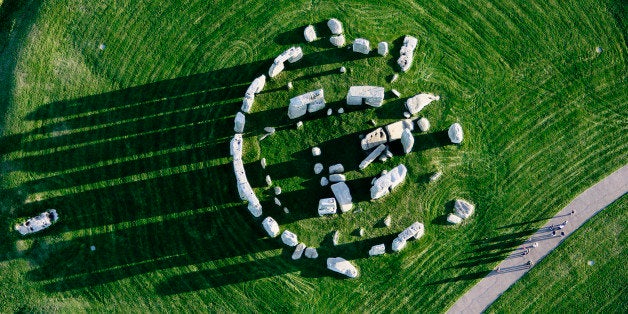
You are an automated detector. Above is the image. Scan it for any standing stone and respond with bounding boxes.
[265,175,272,186]
[390,73,399,83]
[327,18,344,35]
[429,171,442,182]
[304,25,317,42]
[304,247,319,259]
[358,227,365,237]
[234,112,245,133]
[274,186,282,195]
[417,117,430,132]
[330,35,346,47]
[329,174,346,182]
[353,38,371,54]
[320,177,329,186]
[329,164,345,174]
[339,66,347,73]
[448,123,464,144]
[331,182,353,212]
[401,128,414,154]
[454,199,475,219]
[296,121,303,129]
[384,215,392,227]
[391,237,407,252]
[369,244,386,256]
[292,243,306,260]
[378,42,389,56]
[312,147,321,156]
[332,230,340,245]
[327,108,333,116]
[314,163,324,174]
[260,158,267,169]
[281,230,298,246]
[262,216,280,238]
[274,197,281,206]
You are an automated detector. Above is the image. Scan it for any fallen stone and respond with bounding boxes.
[331,182,353,212]
[447,213,463,224]
[312,147,321,156]
[15,209,58,235]
[360,127,388,150]
[454,199,475,219]
[390,73,399,83]
[327,257,359,278]
[262,216,280,238]
[318,198,338,216]
[384,215,392,227]
[327,108,333,116]
[352,38,371,54]
[234,112,245,133]
[406,93,440,115]
[327,18,343,35]
[283,207,290,214]
[320,177,329,186]
[448,123,464,144]
[274,186,282,195]
[384,119,414,141]
[304,25,317,42]
[304,247,319,259]
[274,197,281,206]
[332,230,340,245]
[392,89,401,98]
[329,164,345,174]
[337,108,344,114]
[314,163,324,174]
[265,175,272,186]
[397,222,425,241]
[264,127,276,134]
[417,117,430,132]
[329,174,346,182]
[397,35,418,72]
[371,164,407,200]
[292,243,306,260]
[391,238,407,252]
[369,244,386,256]
[330,35,346,47]
[359,144,387,170]
[347,86,385,107]
[378,42,389,56]
[259,133,269,141]
[296,121,303,129]
[401,128,414,154]
[260,158,267,169]
[281,230,298,246]
[429,171,442,182]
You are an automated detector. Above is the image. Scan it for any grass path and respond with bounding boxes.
[447,164,628,313]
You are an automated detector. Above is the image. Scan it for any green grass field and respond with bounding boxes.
[488,195,627,313]
[0,0,626,312]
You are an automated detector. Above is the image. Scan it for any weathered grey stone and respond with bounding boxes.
[289,89,325,119]
[398,222,425,241]
[339,66,347,73]
[379,155,388,162]
[268,61,285,78]
[359,144,387,170]
[15,209,58,235]
[361,127,388,150]
[265,175,272,186]
[327,257,359,278]
[264,127,276,134]
[327,18,343,35]
[454,199,475,219]
[391,238,407,252]
[384,215,392,227]
[327,108,333,116]
[308,99,326,113]
[371,164,407,200]
[347,86,385,107]
[331,182,353,212]
[312,147,321,156]
[234,112,245,133]
[296,121,303,129]
[329,174,346,182]
[260,158,267,169]
[314,163,324,174]
[378,42,389,56]
[283,207,290,214]
[403,111,411,118]
[392,89,401,98]
[352,38,371,54]
[447,213,463,224]
[320,177,329,186]
[274,186,282,195]
[406,93,440,115]
[385,119,414,141]
[596,46,603,53]
[369,244,386,256]
[332,230,340,245]
[292,243,306,260]
[241,95,254,113]
[274,197,281,206]
[330,35,346,47]
[429,171,442,182]
[397,35,418,72]
[329,164,345,174]
[417,117,430,132]
[448,123,464,144]
[401,128,414,154]
[337,108,345,114]
[262,216,280,238]
[318,198,338,216]
[304,247,319,259]
[281,230,298,246]
[304,25,317,42]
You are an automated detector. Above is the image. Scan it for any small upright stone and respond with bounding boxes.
[329,163,345,174]
[296,121,303,129]
[417,117,430,132]
[429,171,442,182]
[330,35,346,47]
[327,108,333,116]
[384,215,392,227]
[292,243,306,260]
[337,108,345,114]
[448,123,464,144]
[390,73,399,83]
[312,147,321,156]
[304,247,319,259]
[358,227,365,237]
[260,158,267,169]
[274,186,282,195]
[340,66,347,73]
[332,230,340,246]
[369,244,386,256]
[392,89,401,98]
[320,177,329,186]
[314,163,324,174]
[274,197,281,206]
[265,175,272,186]
[283,207,290,214]
[403,112,411,118]
[327,18,344,35]
[304,25,317,42]
[281,230,298,246]
[378,42,389,56]
[287,81,294,90]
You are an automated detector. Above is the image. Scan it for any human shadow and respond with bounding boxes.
[424,270,490,286]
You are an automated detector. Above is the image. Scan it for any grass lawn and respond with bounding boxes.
[488,195,627,313]
[0,0,626,312]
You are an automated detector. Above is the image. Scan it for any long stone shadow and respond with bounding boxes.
[27,207,281,292]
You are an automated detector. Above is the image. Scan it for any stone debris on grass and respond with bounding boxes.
[288,89,326,119]
[15,209,58,235]
[392,222,424,252]
[369,244,386,256]
[283,207,290,214]
[371,164,407,200]
[378,42,389,56]
[274,197,282,206]
[331,182,353,212]
[330,35,346,47]
[259,133,269,141]
[304,247,319,259]
[292,243,306,260]
[397,35,418,72]
[262,216,280,238]
[329,164,345,174]
[327,108,333,116]
[392,89,401,98]
[281,230,298,246]
[359,144,387,170]
[403,112,411,118]
[329,174,346,182]
[347,86,385,107]
[314,163,324,174]
[327,257,359,278]
[260,158,267,169]
[429,171,442,182]
[406,93,440,115]
[401,128,414,154]
[328,18,344,35]
[274,186,282,195]
[417,117,430,132]
[384,149,393,159]
[361,119,414,150]
[234,112,245,133]
[90,245,96,251]
[318,197,338,216]
[265,175,273,186]
[304,25,317,42]
[447,213,463,224]
[269,47,303,78]
[353,38,371,54]
[448,123,464,144]
[312,146,321,156]
[320,177,329,186]
[296,121,303,129]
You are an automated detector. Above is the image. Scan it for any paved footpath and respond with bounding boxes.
[447,164,628,314]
